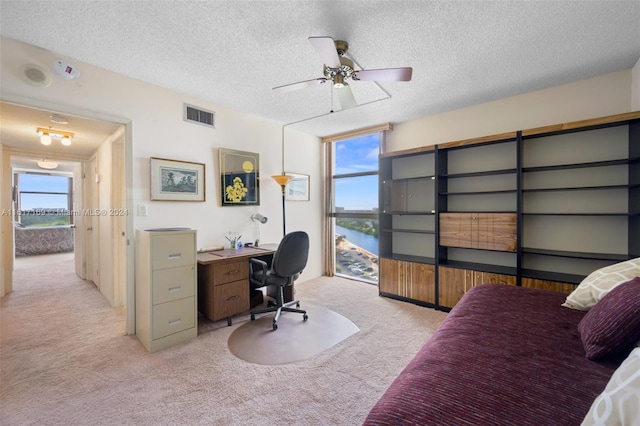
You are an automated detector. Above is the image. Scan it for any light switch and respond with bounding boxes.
[137,204,148,216]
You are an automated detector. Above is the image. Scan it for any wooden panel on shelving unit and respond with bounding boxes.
[521,278,575,295]
[408,262,435,304]
[438,266,467,308]
[440,213,474,249]
[440,213,516,252]
[521,111,640,137]
[379,258,405,296]
[436,132,518,150]
[380,258,435,304]
[439,266,516,309]
[477,213,517,252]
[474,271,517,286]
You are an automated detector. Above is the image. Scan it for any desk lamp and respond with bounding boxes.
[251,213,268,246]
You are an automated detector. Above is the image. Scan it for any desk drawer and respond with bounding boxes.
[212,280,249,321]
[152,296,195,340]
[151,233,195,270]
[213,261,248,285]
[152,265,196,305]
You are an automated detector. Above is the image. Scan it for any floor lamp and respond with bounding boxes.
[271,126,293,237]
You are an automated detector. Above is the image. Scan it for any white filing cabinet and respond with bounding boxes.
[135,229,197,353]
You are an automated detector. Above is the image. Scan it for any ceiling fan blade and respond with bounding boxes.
[352,67,413,82]
[308,36,341,68]
[273,77,327,93]
[337,85,357,110]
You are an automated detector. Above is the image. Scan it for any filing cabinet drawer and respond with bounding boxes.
[152,265,196,305]
[152,296,196,340]
[212,261,248,286]
[211,280,249,321]
[151,233,196,270]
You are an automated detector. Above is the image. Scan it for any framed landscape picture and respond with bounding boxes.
[219,148,260,206]
[285,172,310,201]
[150,157,205,201]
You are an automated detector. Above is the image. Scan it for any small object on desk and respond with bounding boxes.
[244,242,253,247]
[197,245,225,253]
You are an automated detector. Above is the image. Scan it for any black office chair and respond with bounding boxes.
[249,231,309,330]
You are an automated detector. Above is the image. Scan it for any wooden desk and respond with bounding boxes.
[197,244,277,325]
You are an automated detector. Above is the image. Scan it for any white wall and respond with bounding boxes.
[0,37,323,285]
[388,70,634,151]
[0,142,4,296]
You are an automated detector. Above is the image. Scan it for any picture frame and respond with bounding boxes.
[150,157,205,201]
[285,172,310,201]
[219,148,260,206]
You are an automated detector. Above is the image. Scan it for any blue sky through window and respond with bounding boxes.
[334,133,379,211]
[19,174,69,210]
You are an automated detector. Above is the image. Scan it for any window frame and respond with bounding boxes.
[15,172,74,226]
[327,133,382,284]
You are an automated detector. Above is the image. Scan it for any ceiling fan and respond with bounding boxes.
[273,36,413,110]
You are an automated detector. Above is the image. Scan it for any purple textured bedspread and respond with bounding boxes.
[363,284,620,426]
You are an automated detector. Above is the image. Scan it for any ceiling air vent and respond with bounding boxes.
[183,103,215,129]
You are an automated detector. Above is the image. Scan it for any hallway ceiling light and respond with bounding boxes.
[37,127,74,146]
[50,114,69,124]
[37,159,58,170]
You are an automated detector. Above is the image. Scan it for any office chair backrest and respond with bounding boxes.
[271,231,309,278]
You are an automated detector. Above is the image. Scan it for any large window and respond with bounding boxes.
[15,173,73,227]
[330,132,380,284]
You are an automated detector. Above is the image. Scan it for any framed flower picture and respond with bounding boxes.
[219,148,260,206]
[150,157,205,201]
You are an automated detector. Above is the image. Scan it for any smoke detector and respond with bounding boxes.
[52,59,80,80]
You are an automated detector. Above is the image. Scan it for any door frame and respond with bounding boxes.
[1,95,135,334]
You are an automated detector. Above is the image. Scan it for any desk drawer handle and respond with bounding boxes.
[168,285,182,293]
[226,295,240,301]
[168,318,182,326]
[168,253,182,260]
[227,269,240,275]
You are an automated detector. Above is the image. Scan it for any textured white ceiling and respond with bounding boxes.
[1,1,639,137]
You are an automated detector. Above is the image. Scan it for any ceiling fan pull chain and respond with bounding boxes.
[330,84,334,113]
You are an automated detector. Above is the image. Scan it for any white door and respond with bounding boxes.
[73,162,86,279]
[86,155,100,288]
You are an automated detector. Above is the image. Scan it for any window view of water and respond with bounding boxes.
[335,224,379,283]
[335,225,378,255]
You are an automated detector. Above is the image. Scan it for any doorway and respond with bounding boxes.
[12,167,78,268]
[1,100,133,333]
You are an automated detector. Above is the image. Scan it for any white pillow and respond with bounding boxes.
[562,257,640,311]
[581,347,640,426]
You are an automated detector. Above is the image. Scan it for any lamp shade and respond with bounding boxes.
[271,174,293,187]
[251,213,268,224]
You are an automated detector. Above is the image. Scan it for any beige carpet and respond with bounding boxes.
[228,304,359,365]
[1,254,447,425]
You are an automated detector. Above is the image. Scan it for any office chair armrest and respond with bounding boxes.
[249,258,269,287]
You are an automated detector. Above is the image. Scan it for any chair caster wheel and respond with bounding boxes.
[296,302,300,308]
[250,314,255,321]
[272,322,278,330]
[303,313,308,321]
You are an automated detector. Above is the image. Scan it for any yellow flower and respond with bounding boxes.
[225,177,248,202]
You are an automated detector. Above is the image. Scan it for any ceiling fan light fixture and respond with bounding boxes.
[333,74,346,88]
[61,136,72,146]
